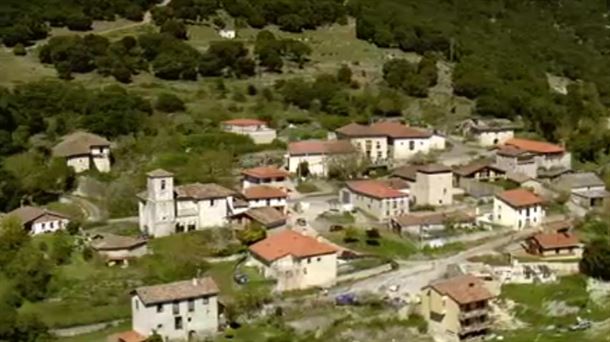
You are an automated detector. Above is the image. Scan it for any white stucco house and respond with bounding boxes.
[340,179,410,221]
[247,230,338,292]
[218,29,236,39]
[7,206,69,235]
[222,118,277,144]
[52,131,111,173]
[137,169,237,238]
[335,121,445,164]
[123,277,219,342]
[241,166,290,191]
[459,118,516,147]
[242,185,288,214]
[493,188,545,230]
[286,139,356,176]
[392,163,454,207]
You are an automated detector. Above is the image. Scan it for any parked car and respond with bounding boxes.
[233,273,248,285]
[335,293,358,306]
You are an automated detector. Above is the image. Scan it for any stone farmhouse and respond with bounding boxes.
[493,188,545,230]
[496,138,571,178]
[392,163,454,207]
[90,233,148,266]
[122,277,219,342]
[247,230,338,292]
[335,121,445,164]
[554,172,609,209]
[420,274,495,342]
[7,206,69,235]
[341,179,410,221]
[287,139,356,176]
[52,131,111,173]
[222,118,277,144]
[458,118,516,147]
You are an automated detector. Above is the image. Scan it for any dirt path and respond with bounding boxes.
[61,194,105,222]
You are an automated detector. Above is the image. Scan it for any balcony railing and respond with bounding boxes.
[459,307,489,320]
[459,320,490,334]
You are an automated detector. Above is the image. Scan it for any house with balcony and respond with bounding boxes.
[286,139,357,176]
[119,277,219,342]
[241,185,288,214]
[222,118,277,144]
[340,179,409,221]
[335,121,445,164]
[554,172,609,209]
[247,230,338,292]
[420,274,495,342]
[493,188,544,230]
[241,166,290,191]
[52,131,111,173]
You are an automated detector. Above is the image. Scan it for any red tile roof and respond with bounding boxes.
[336,121,431,139]
[346,180,408,199]
[223,118,267,127]
[531,232,580,250]
[496,188,543,207]
[242,166,290,179]
[428,274,495,305]
[249,230,337,262]
[288,139,356,155]
[243,185,287,199]
[505,138,564,154]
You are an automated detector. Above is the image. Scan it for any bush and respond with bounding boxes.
[13,44,26,56]
[343,227,359,243]
[155,93,186,113]
[66,15,93,31]
[366,228,381,239]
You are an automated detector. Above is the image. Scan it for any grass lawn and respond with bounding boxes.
[325,229,417,259]
[295,181,320,193]
[421,241,466,257]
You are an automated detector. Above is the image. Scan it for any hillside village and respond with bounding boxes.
[2,0,610,342]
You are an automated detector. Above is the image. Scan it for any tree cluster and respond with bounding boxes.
[254,30,312,71]
[222,0,346,32]
[382,55,437,97]
[0,0,160,46]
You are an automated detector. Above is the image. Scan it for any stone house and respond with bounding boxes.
[125,277,219,341]
[458,118,516,147]
[247,230,337,292]
[525,231,583,259]
[52,131,111,173]
[340,179,410,221]
[335,121,445,164]
[241,166,290,191]
[222,118,277,144]
[554,172,609,208]
[495,146,538,179]
[493,188,545,230]
[286,139,356,176]
[420,274,495,342]
[392,163,454,207]
[137,169,237,237]
[90,233,148,265]
[7,206,69,235]
[497,138,571,177]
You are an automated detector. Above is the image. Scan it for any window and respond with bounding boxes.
[203,297,209,305]
[157,324,163,329]
[443,188,447,195]
[317,257,321,261]
[409,141,415,151]
[157,304,163,313]
[210,199,215,206]
[188,299,194,312]
[303,268,308,275]
[173,302,179,315]
[135,299,139,310]
[174,316,183,330]
[161,180,166,190]
[307,258,311,264]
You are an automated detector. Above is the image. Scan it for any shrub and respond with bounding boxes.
[155,93,186,113]
[343,227,359,243]
[366,228,381,239]
[13,44,26,56]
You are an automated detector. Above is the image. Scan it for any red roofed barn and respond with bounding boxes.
[247,230,338,291]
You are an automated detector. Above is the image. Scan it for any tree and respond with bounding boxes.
[296,161,310,178]
[580,238,610,280]
[337,65,352,84]
[236,223,266,246]
[6,243,53,301]
[161,19,188,40]
[50,231,73,265]
[146,333,164,342]
[155,93,186,113]
[281,39,311,68]
[66,15,93,31]
[0,216,30,267]
[65,221,81,235]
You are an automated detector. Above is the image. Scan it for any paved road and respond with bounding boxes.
[331,227,538,297]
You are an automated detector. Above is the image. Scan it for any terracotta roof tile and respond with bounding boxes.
[52,131,110,157]
[496,188,543,207]
[288,140,355,155]
[243,185,287,199]
[346,180,408,199]
[531,232,580,249]
[416,163,452,174]
[135,277,219,305]
[117,330,146,342]
[505,138,564,154]
[242,207,286,227]
[223,118,267,127]
[90,233,147,251]
[8,206,67,224]
[428,274,494,305]
[249,230,337,262]
[336,121,431,139]
[453,160,503,177]
[242,166,290,179]
[175,183,235,199]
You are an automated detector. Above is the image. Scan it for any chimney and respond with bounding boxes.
[192,278,198,286]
